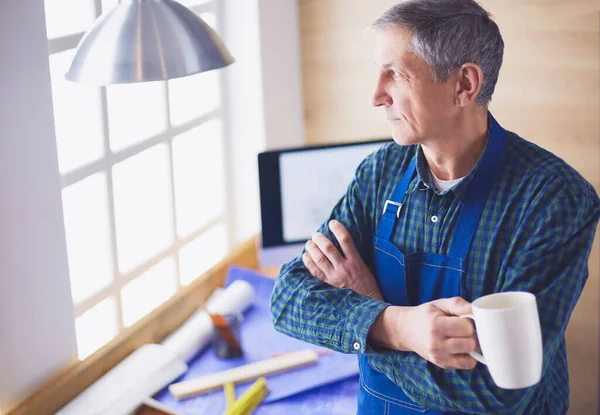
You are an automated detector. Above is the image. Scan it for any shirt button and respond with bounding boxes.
[353,342,361,351]
[431,215,439,223]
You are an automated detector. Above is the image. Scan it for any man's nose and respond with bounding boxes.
[371,79,392,107]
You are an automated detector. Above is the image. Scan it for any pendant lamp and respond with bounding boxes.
[66,0,234,85]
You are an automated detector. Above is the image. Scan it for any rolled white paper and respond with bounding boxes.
[206,280,255,316]
[161,280,255,362]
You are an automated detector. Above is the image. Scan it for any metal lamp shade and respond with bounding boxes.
[66,0,234,85]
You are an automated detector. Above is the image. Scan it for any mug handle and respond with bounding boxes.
[459,314,486,365]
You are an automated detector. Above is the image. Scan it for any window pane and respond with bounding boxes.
[179,223,228,285]
[121,258,177,327]
[167,68,220,127]
[113,144,174,274]
[75,297,118,360]
[172,120,226,237]
[106,81,167,152]
[49,49,104,173]
[62,173,114,305]
[44,0,96,39]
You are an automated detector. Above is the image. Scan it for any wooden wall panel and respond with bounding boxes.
[299,1,600,414]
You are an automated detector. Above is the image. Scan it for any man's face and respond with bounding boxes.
[372,27,458,146]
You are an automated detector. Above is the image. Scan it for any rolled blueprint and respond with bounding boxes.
[161,280,255,362]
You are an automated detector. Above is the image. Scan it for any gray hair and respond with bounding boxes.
[370,0,504,107]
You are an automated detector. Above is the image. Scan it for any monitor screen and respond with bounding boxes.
[258,139,390,267]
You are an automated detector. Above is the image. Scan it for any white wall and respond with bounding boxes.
[0,0,77,411]
[221,0,305,245]
[257,0,305,151]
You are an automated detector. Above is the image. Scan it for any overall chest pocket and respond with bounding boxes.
[373,237,465,306]
[403,253,465,305]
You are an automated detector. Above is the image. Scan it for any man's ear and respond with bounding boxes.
[455,63,483,107]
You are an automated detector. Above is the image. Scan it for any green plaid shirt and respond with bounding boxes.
[270,124,600,414]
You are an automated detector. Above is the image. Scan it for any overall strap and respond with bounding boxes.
[448,115,507,259]
[377,157,417,241]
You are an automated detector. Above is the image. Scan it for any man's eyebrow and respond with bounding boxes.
[373,60,395,69]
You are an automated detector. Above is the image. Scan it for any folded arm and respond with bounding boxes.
[270,155,390,354]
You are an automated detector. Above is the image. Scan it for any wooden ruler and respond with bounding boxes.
[169,349,319,399]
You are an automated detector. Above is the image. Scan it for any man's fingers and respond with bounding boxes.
[438,315,475,338]
[328,220,360,259]
[305,240,334,274]
[433,297,473,317]
[447,353,477,370]
[443,336,478,354]
[302,253,326,281]
[311,232,344,268]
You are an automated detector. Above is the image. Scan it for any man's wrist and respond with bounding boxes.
[367,306,410,351]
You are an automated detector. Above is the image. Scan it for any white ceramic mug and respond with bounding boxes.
[460,291,543,389]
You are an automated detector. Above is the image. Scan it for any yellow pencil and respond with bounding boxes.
[222,377,269,415]
[239,386,269,414]
[224,382,236,409]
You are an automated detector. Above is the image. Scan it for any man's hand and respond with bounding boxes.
[302,220,384,301]
[393,297,478,370]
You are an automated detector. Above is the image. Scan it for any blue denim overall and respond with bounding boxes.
[358,116,506,414]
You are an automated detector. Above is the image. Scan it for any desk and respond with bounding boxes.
[155,266,359,415]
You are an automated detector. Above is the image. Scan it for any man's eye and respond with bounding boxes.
[391,71,403,81]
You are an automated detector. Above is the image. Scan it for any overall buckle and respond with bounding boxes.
[383,200,402,218]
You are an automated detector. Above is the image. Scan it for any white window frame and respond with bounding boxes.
[46,0,233,352]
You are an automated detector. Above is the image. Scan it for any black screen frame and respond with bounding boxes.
[257,138,391,249]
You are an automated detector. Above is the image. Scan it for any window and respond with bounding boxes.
[45,0,230,360]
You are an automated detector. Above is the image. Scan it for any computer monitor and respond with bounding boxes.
[257,139,390,267]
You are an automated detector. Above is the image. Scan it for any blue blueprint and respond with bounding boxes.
[155,266,359,415]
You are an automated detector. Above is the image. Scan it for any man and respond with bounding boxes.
[270,1,600,414]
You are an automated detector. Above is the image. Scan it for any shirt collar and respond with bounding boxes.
[409,112,495,204]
